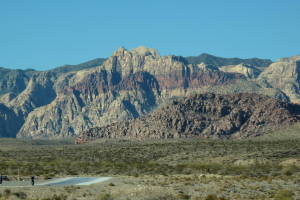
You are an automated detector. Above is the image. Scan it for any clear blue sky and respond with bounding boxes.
[1,0,300,70]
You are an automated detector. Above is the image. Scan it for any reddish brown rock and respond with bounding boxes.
[78,93,300,142]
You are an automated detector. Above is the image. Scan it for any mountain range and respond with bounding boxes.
[0,46,299,139]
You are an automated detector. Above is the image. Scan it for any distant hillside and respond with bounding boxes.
[49,58,106,73]
[0,67,37,96]
[0,57,106,98]
[185,53,272,68]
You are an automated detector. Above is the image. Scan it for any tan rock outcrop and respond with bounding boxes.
[258,55,300,103]
[220,64,261,79]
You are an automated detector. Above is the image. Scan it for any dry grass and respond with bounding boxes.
[0,125,300,199]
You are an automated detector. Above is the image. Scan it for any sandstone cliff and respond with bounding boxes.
[258,55,300,103]
[0,58,105,137]
[1,47,300,139]
[219,64,261,79]
[18,47,245,138]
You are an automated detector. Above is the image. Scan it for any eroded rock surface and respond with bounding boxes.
[1,47,300,139]
[258,55,300,103]
[18,47,244,138]
[78,93,300,142]
[0,104,21,137]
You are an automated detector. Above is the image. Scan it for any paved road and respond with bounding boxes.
[0,177,112,187]
[37,177,112,186]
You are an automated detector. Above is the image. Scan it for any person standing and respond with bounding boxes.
[0,175,2,184]
[31,176,35,186]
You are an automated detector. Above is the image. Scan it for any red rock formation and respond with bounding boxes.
[78,93,300,142]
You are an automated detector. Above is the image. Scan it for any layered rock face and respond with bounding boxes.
[18,71,161,138]
[18,47,245,138]
[78,93,300,141]
[0,59,105,137]
[1,47,300,139]
[219,64,261,79]
[8,72,57,118]
[258,55,300,103]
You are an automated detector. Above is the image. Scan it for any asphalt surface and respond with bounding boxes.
[0,177,112,187]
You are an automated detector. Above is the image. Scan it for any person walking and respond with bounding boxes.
[31,176,35,186]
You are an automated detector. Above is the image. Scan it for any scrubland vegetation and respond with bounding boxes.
[0,124,300,199]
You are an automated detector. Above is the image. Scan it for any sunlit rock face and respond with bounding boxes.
[219,64,261,79]
[258,55,300,104]
[17,47,246,138]
[1,47,300,139]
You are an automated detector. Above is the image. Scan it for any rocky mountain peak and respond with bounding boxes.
[258,55,300,103]
[131,46,160,58]
[113,46,128,56]
[278,55,300,63]
[113,46,160,58]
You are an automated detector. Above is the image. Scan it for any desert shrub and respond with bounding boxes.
[205,194,219,200]
[64,185,80,193]
[281,165,299,176]
[42,194,68,200]
[97,193,113,200]
[144,194,177,200]
[274,190,294,200]
[202,194,229,200]
[13,192,27,199]
[176,193,191,199]
[282,168,293,176]
[3,189,11,199]
[108,182,115,186]
[1,138,300,178]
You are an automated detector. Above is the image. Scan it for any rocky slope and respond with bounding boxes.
[0,58,105,137]
[1,47,300,139]
[77,93,300,142]
[0,58,106,102]
[0,68,37,98]
[258,55,300,103]
[219,64,261,79]
[17,47,246,138]
[185,53,272,69]
[0,103,21,137]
